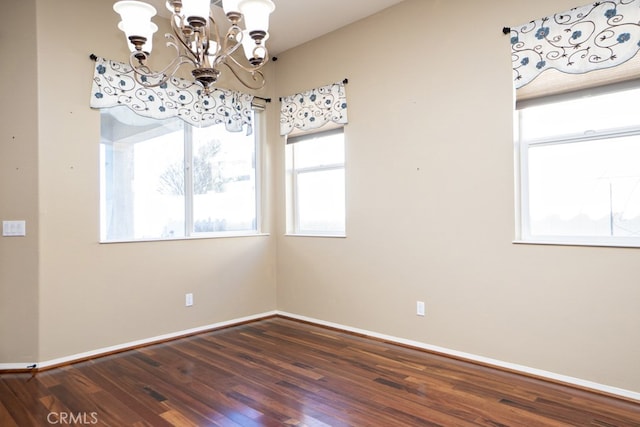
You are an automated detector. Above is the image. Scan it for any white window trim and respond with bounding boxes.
[99,110,265,243]
[285,127,346,237]
[189,110,265,239]
[514,84,640,248]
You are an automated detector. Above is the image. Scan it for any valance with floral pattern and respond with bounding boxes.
[510,0,640,89]
[90,57,254,133]
[280,81,348,136]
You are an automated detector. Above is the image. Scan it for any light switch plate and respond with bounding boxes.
[2,220,26,237]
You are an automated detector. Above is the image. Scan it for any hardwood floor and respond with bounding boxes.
[1,317,639,426]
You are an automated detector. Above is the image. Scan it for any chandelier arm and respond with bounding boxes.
[169,12,201,65]
[128,48,194,88]
[219,61,266,90]
[202,18,211,60]
[215,24,244,67]
[225,50,269,74]
[165,35,199,70]
[193,17,209,65]
[132,69,169,88]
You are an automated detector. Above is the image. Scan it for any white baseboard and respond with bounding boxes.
[277,311,640,403]
[0,363,37,371]
[3,309,639,403]
[1,311,277,372]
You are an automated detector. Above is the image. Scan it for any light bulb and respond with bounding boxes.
[113,1,157,39]
[238,0,275,38]
[181,0,211,20]
[118,21,158,52]
[222,0,241,15]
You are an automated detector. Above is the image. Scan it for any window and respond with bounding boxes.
[100,107,259,242]
[516,82,640,247]
[286,128,346,236]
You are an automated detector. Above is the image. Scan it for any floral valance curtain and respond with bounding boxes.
[90,57,254,133]
[279,81,348,136]
[510,0,640,89]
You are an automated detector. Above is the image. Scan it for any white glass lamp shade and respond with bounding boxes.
[118,21,158,52]
[222,0,241,15]
[241,30,267,61]
[238,0,275,35]
[181,0,211,19]
[113,1,157,39]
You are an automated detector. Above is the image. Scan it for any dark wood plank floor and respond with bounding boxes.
[1,317,639,426]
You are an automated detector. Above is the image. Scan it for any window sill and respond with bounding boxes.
[512,239,640,249]
[100,232,270,244]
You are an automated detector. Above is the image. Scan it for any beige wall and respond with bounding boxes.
[0,1,277,366]
[1,0,638,396]
[0,0,40,364]
[273,0,640,393]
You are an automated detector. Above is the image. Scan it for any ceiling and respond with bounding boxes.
[145,0,405,55]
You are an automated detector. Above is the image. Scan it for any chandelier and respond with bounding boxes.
[113,0,275,93]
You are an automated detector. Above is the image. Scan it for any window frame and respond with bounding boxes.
[285,127,346,237]
[99,107,264,243]
[514,80,640,248]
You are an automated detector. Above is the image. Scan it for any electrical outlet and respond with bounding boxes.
[185,293,194,307]
[416,301,425,316]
